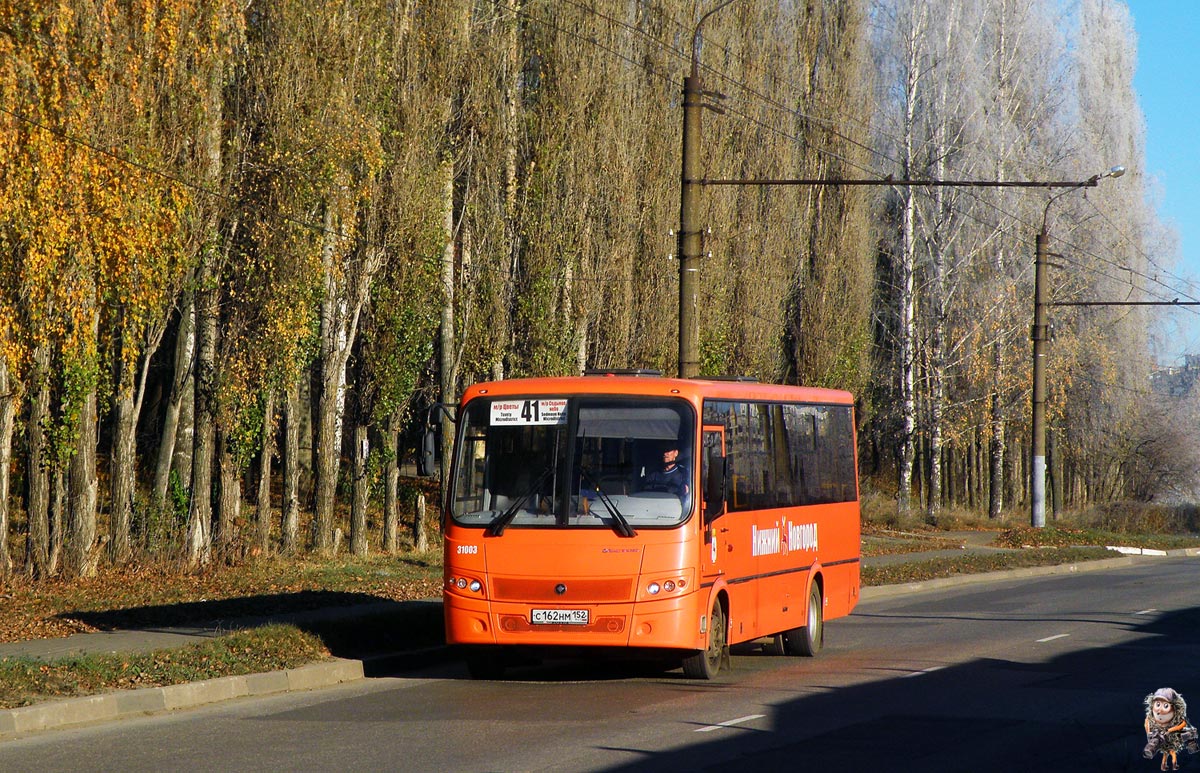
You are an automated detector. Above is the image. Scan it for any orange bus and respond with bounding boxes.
[441,371,860,679]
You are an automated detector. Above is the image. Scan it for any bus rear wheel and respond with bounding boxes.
[683,599,726,679]
[782,584,823,657]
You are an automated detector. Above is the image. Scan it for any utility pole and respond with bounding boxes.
[1031,230,1050,528]
[678,0,736,379]
[1030,166,1124,528]
[678,71,702,378]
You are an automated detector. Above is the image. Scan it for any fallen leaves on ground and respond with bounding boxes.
[0,556,443,644]
[0,625,328,710]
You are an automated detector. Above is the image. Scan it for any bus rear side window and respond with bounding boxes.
[703,400,856,511]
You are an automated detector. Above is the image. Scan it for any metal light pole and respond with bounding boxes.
[1030,165,1125,527]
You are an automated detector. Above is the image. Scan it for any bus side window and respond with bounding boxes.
[702,428,726,522]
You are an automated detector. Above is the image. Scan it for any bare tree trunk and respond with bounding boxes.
[153,295,195,508]
[188,279,217,566]
[314,206,347,555]
[187,51,225,568]
[172,377,195,496]
[926,189,947,524]
[896,5,924,517]
[988,341,1005,519]
[110,383,137,563]
[256,390,276,555]
[0,357,15,578]
[350,423,369,557]
[66,384,99,578]
[217,430,241,561]
[1048,428,1062,518]
[49,466,64,575]
[67,325,100,579]
[383,414,399,554]
[497,0,522,378]
[110,314,167,564]
[575,318,588,374]
[414,493,428,553]
[281,380,301,554]
[26,346,51,577]
[897,184,917,516]
[313,354,342,555]
[967,440,975,508]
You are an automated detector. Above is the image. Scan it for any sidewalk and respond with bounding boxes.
[0,533,1192,739]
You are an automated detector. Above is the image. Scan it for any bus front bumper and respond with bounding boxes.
[443,591,706,651]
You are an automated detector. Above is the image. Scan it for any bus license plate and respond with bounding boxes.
[531,608,589,625]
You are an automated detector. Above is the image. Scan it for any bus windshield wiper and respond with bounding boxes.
[487,467,554,537]
[580,467,637,538]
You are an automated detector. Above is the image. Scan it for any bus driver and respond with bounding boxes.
[639,442,690,501]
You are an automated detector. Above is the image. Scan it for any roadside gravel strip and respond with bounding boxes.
[0,550,1190,741]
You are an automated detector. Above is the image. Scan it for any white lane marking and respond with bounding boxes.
[902,666,945,678]
[695,714,766,733]
[1135,609,1157,615]
[1036,633,1070,643]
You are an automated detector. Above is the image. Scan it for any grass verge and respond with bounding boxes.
[0,624,327,710]
[992,526,1200,552]
[861,545,1119,587]
[0,553,443,642]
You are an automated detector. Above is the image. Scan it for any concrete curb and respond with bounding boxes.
[0,658,363,741]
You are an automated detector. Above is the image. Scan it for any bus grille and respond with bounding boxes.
[500,615,626,634]
[491,578,633,602]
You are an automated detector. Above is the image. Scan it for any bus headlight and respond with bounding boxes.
[640,571,692,600]
[447,576,485,595]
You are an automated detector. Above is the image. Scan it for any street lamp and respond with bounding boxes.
[1030,165,1125,528]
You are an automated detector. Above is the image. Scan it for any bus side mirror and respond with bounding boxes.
[703,449,726,523]
[417,427,438,478]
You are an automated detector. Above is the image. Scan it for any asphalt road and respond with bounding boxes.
[2,558,1198,772]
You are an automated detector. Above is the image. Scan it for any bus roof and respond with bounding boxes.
[459,375,854,406]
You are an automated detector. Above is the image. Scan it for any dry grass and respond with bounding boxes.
[861,492,1200,539]
[861,546,1119,587]
[0,625,327,710]
[0,552,443,643]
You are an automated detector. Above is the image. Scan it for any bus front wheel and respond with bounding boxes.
[783,583,823,657]
[683,599,726,679]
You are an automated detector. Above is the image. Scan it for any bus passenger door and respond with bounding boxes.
[701,423,757,641]
[700,426,726,580]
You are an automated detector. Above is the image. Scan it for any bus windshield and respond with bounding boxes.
[450,396,695,532]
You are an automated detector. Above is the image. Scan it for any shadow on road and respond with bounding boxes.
[592,604,1200,772]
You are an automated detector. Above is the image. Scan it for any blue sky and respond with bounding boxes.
[1127,2,1200,360]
